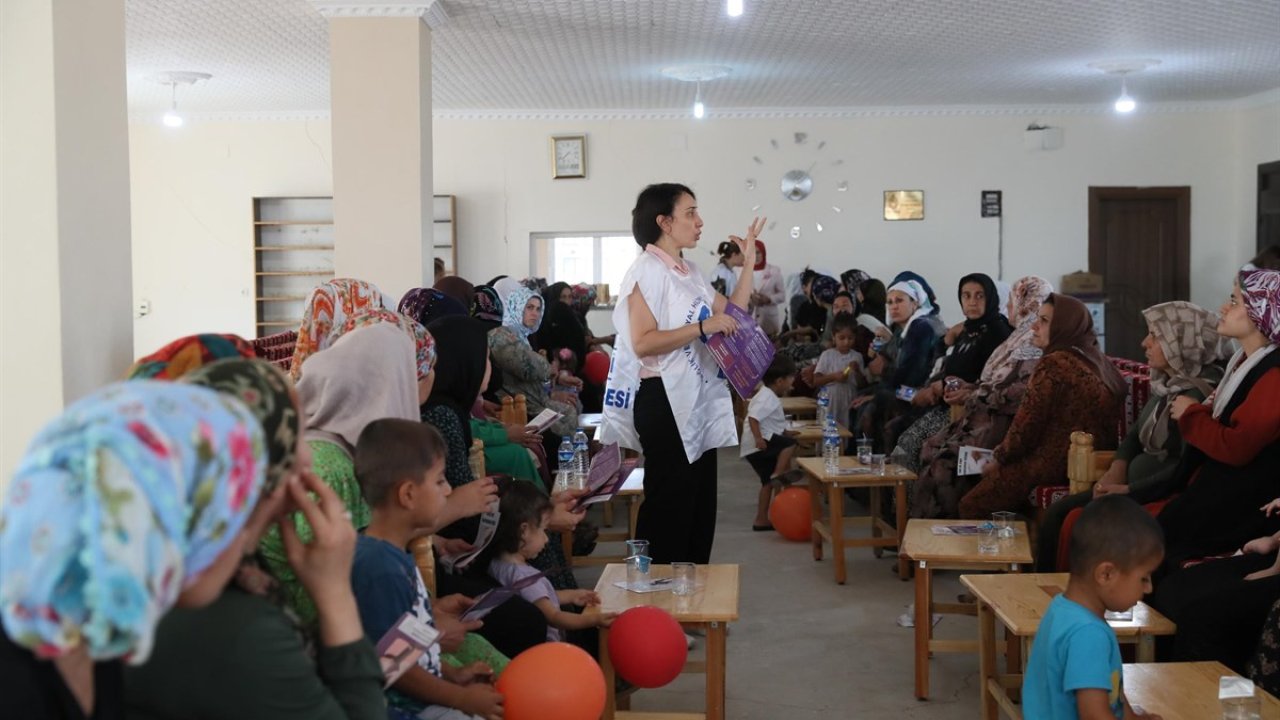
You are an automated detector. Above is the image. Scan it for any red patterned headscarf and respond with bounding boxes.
[290,279,389,379]
[1241,269,1280,345]
[126,334,255,380]
[341,310,437,379]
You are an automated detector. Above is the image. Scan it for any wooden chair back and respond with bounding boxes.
[1067,431,1117,495]
[408,439,487,598]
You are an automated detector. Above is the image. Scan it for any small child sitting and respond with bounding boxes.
[484,481,615,642]
[350,419,503,720]
[1023,495,1165,720]
[811,314,865,424]
[739,354,802,531]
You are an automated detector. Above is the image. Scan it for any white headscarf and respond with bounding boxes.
[888,279,934,331]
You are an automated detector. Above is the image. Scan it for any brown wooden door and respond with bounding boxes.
[1088,187,1190,361]
[1260,160,1280,255]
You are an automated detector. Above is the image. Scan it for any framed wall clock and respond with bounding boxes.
[551,135,586,179]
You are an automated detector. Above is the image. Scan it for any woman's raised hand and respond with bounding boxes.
[729,217,766,257]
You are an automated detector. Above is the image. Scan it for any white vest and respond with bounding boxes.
[599,253,737,463]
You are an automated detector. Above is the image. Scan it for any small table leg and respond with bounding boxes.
[1137,635,1155,663]
[895,482,909,580]
[978,600,997,720]
[600,626,616,720]
[829,482,847,584]
[706,621,727,720]
[914,562,932,700]
[628,496,641,540]
[809,474,824,561]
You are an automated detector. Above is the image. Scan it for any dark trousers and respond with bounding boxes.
[1150,552,1280,672]
[436,567,548,659]
[633,377,718,564]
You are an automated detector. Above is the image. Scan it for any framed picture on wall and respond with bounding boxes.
[884,190,924,221]
[551,135,586,179]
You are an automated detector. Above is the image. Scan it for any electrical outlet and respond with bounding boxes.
[136,299,151,318]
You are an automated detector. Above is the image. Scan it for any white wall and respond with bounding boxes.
[129,101,1279,350]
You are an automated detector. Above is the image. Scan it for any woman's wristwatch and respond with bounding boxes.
[698,319,709,342]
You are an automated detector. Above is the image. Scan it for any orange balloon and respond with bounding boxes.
[769,486,813,541]
[495,642,605,720]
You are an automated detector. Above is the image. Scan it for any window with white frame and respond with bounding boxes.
[530,232,637,300]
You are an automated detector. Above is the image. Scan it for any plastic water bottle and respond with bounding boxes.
[817,386,831,424]
[555,436,575,493]
[572,428,590,490]
[823,418,841,474]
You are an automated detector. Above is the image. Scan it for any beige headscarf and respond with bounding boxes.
[1138,301,1228,458]
[296,322,419,453]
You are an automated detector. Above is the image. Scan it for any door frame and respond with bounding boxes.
[1259,160,1280,255]
[1087,186,1191,301]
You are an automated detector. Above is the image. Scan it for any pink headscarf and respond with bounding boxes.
[1241,269,1280,344]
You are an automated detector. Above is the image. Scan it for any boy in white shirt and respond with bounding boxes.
[740,354,802,530]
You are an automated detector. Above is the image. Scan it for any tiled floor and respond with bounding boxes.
[574,448,980,719]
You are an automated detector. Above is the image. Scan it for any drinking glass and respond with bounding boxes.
[672,562,697,596]
[870,453,886,476]
[992,511,1016,539]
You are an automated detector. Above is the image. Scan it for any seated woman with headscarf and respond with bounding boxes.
[910,276,1053,518]
[1037,301,1228,571]
[1153,268,1280,570]
[780,274,840,367]
[289,278,391,380]
[957,293,1127,519]
[853,278,944,452]
[124,360,389,720]
[891,273,1012,472]
[488,283,579,441]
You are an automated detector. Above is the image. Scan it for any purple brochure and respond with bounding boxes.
[705,302,776,399]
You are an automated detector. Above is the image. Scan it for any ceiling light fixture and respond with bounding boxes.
[152,71,212,127]
[727,0,744,17]
[1088,59,1158,115]
[661,65,732,120]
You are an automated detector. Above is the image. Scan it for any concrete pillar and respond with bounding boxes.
[0,0,134,488]
[314,1,436,302]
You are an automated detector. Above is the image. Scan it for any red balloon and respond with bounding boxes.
[769,486,813,542]
[606,606,688,688]
[583,350,611,385]
[496,642,605,720]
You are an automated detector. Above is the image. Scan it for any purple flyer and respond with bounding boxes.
[705,302,776,399]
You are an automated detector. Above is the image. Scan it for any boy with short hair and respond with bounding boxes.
[351,419,503,720]
[740,354,802,531]
[1022,495,1165,720]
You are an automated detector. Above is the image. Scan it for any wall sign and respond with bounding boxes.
[982,190,1002,218]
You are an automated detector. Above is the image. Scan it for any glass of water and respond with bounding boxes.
[856,437,873,465]
[978,527,1001,555]
[992,511,1016,539]
[672,562,697,596]
[626,554,651,590]
[870,453,887,476]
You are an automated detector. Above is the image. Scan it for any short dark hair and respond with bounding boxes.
[632,183,694,247]
[354,419,448,507]
[716,241,741,259]
[762,353,798,385]
[480,481,554,563]
[1252,244,1280,271]
[831,312,858,336]
[1068,495,1164,577]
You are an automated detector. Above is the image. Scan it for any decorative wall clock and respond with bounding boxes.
[744,132,848,239]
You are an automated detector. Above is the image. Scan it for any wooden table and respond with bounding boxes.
[798,456,913,584]
[780,396,818,419]
[1125,662,1280,720]
[588,564,740,720]
[961,572,1176,720]
[579,412,604,438]
[900,519,1034,701]
[789,420,853,456]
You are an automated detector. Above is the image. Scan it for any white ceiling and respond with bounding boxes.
[125,0,1280,116]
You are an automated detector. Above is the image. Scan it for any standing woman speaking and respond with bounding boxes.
[600,183,764,564]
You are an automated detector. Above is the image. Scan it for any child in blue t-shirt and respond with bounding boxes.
[350,419,502,720]
[1022,495,1165,720]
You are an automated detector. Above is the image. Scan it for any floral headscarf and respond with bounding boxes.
[1241,269,1280,345]
[570,283,597,316]
[0,382,266,663]
[979,275,1053,386]
[290,278,390,379]
[812,275,841,305]
[184,359,300,494]
[501,284,543,341]
[398,287,467,328]
[471,285,504,326]
[342,309,437,380]
[1138,301,1227,458]
[841,269,872,295]
[126,334,255,380]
